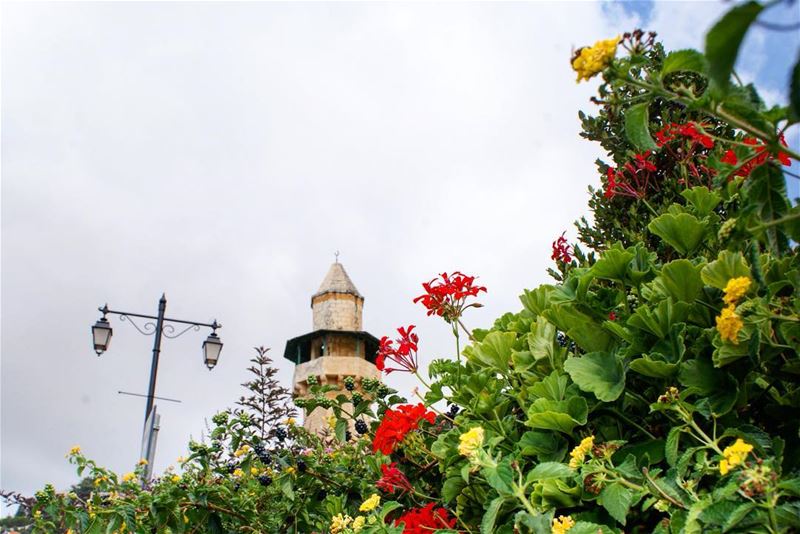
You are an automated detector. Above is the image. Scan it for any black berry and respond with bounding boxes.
[258,475,272,487]
[275,428,287,441]
[355,420,368,435]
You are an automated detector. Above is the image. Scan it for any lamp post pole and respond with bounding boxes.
[143,295,167,429]
[91,293,223,481]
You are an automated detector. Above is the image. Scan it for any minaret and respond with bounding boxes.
[283,261,381,434]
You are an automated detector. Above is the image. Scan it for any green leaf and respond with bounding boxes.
[665,426,681,467]
[569,522,616,534]
[481,497,505,534]
[744,165,790,253]
[625,102,657,151]
[648,212,708,256]
[790,52,800,122]
[599,482,634,525]
[468,331,517,370]
[442,477,465,503]
[653,260,705,303]
[526,397,588,434]
[526,462,573,481]
[592,245,635,282]
[678,358,739,416]
[662,49,709,76]
[681,187,721,218]
[335,418,347,443]
[723,502,756,532]
[701,250,750,289]
[629,357,678,378]
[705,1,763,90]
[519,431,567,462]
[564,352,626,402]
[482,460,515,496]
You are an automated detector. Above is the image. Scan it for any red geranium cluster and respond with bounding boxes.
[372,403,435,455]
[604,150,658,199]
[376,325,419,374]
[413,272,486,322]
[376,462,413,495]
[551,232,573,264]
[655,121,714,149]
[393,503,457,534]
[721,134,791,178]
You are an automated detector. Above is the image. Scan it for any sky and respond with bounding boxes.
[2,0,798,510]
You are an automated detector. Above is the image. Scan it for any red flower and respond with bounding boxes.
[721,149,738,166]
[376,462,413,494]
[551,232,573,264]
[731,135,793,178]
[608,311,617,321]
[603,153,655,200]
[393,503,457,534]
[413,272,486,322]
[655,122,714,149]
[372,404,435,455]
[376,326,420,374]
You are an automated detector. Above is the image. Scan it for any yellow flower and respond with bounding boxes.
[171,475,181,483]
[327,414,337,429]
[359,494,381,512]
[93,476,107,487]
[285,466,296,475]
[723,276,751,306]
[233,468,244,477]
[68,446,81,456]
[568,435,595,469]
[177,456,187,464]
[184,514,189,524]
[137,459,148,466]
[234,445,250,457]
[716,305,743,344]
[552,515,576,534]
[330,513,352,534]
[720,438,753,475]
[286,417,296,426]
[121,472,136,483]
[352,515,366,532]
[251,467,260,476]
[572,36,620,82]
[457,427,485,460]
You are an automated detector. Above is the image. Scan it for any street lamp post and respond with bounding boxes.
[91,293,222,480]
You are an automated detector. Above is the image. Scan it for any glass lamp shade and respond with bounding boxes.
[203,332,223,369]
[92,317,113,355]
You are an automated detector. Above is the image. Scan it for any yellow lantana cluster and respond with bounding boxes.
[572,36,620,82]
[552,514,575,534]
[719,438,753,475]
[723,277,751,305]
[233,445,250,457]
[568,435,595,469]
[121,472,136,483]
[457,427,485,460]
[716,276,751,344]
[359,494,380,512]
[68,446,81,456]
[330,513,352,534]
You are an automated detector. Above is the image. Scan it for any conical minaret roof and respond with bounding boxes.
[313,262,362,299]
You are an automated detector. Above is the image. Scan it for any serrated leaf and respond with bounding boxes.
[481,497,505,534]
[564,352,626,402]
[662,49,708,76]
[723,502,756,532]
[625,102,657,151]
[705,1,763,90]
[666,426,681,466]
[599,482,634,525]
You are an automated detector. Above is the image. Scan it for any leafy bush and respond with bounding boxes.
[12,2,800,533]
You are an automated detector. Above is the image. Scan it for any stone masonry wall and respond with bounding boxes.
[312,293,363,331]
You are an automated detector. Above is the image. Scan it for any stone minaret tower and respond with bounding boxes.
[283,261,381,434]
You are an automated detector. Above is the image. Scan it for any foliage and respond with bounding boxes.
[10,2,800,533]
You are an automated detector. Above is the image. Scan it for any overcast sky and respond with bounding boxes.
[2,1,798,508]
